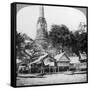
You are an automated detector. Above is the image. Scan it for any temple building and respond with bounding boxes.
[35,6,48,50]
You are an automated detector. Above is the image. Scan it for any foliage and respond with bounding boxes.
[74,31,87,54]
[49,24,71,49]
[49,24,87,58]
[16,23,87,62]
[16,32,42,63]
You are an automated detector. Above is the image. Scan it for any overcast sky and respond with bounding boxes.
[17,5,86,39]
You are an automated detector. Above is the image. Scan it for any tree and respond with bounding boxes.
[49,24,70,52]
[16,32,25,60]
[24,42,42,62]
[79,32,87,54]
[49,24,87,59]
[69,31,81,58]
[16,32,42,63]
[16,32,25,50]
[74,31,87,55]
[69,30,87,60]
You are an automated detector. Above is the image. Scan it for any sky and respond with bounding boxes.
[17,5,86,39]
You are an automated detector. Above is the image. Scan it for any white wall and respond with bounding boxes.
[0,0,89,89]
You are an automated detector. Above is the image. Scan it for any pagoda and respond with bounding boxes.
[35,6,48,50]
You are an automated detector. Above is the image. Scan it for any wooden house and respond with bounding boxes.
[54,52,70,71]
[29,53,55,73]
[69,56,80,71]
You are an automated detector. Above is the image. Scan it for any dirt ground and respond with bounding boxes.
[16,72,87,86]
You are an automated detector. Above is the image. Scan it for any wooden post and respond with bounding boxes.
[54,66,55,73]
[54,67,56,73]
[30,68,31,73]
[52,67,54,73]
[49,66,50,74]
[43,67,44,73]
[41,67,42,73]
[58,66,59,72]
[76,64,79,71]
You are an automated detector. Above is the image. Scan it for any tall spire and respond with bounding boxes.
[39,6,44,18]
[35,5,48,50]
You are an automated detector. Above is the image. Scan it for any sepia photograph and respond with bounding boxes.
[15,3,88,87]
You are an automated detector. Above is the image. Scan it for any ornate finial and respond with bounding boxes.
[39,5,44,18]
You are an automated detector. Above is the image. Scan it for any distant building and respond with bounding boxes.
[70,56,80,64]
[69,56,87,71]
[78,22,87,34]
[80,53,87,62]
[69,56,80,70]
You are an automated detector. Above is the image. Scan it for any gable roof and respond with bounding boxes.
[29,53,48,65]
[54,52,70,62]
[29,53,56,65]
[70,56,80,64]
